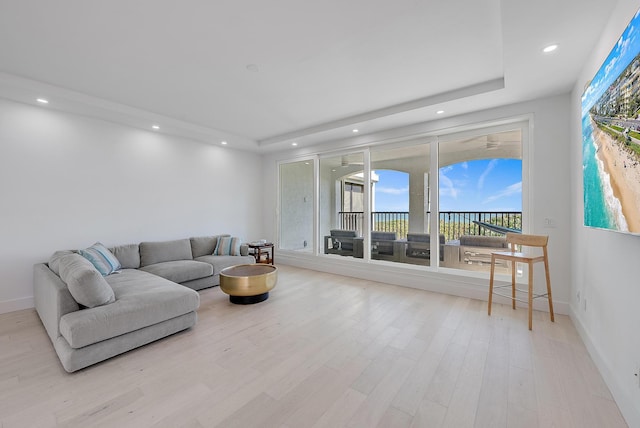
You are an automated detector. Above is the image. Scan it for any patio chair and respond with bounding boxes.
[324,229,363,258]
[370,231,399,261]
[405,233,445,262]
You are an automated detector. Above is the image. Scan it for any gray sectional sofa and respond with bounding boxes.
[34,235,255,372]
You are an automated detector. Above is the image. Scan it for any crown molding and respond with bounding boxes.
[0,72,258,151]
[258,77,505,147]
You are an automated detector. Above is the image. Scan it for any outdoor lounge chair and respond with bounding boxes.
[405,233,445,263]
[370,231,400,261]
[324,229,363,257]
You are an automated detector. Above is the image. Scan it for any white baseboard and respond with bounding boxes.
[276,252,569,315]
[570,307,638,428]
[0,296,34,315]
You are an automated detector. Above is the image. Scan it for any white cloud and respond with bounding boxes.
[377,186,409,195]
[604,53,619,79]
[439,171,459,199]
[440,165,454,173]
[483,181,522,204]
[478,159,498,189]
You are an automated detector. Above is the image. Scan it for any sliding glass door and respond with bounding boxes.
[277,121,527,275]
[319,152,365,258]
[438,129,523,272]
[370,142,433,265]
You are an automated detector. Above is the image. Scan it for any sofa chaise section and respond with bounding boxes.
[34,263,199,372]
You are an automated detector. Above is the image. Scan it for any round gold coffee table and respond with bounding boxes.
[219,264,277,304]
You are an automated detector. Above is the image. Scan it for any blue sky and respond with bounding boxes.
[374,159,522,212]
[582,8,640,116]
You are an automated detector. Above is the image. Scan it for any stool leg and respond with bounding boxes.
[528,261,533,330]
[488,255,496,316]
[544,255,554,322]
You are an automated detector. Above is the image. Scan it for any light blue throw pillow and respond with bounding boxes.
[214,237,242,256]
[78,242,122,276]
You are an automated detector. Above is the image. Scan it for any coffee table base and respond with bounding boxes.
[229,292,269,305]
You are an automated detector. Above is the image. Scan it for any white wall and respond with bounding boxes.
[0,98,262,313]
[262,94,573,314]
[570,0,640,425]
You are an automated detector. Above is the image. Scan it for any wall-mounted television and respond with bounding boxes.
[582,8,640,234]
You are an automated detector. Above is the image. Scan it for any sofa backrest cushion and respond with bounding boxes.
[139,239,193,267]
[110,243,141,269]
[48,250,75,276]
[371,231,397,241]
[190,235,230,258]
[330,229,358,238]
[459,235,507,248]
[406,233,446,244]
[58,254,116,308]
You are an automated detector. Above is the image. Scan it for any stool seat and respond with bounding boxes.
[488,233,554,330]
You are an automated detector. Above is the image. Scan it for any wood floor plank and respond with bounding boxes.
[0,265,628,428]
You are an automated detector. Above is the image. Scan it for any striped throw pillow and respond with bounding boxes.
[214,236,242,256]
[78,242,122,276]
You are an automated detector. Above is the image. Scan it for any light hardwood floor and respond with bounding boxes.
[0,265,628,427]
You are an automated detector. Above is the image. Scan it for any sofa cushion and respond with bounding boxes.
[59,269,199,348]
[214,236,242,256]
[110,243,140,269]
[459,235,507,248]
[139,260,213,283]
[58,254,116,308]
[139,239,193,267]
[190,235,227,258]
[195,255,255,275]
[48,250,75,276]
[78,242,122,276]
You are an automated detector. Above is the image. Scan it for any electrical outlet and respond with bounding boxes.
[516,263,523,277]
[576,291,581,302]
[303,240,307,247]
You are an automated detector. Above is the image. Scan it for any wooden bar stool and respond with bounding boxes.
[487,233,554,330]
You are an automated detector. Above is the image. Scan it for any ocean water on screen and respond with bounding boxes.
[582,114,627,231]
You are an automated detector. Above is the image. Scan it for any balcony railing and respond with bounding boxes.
[338,211,522,241]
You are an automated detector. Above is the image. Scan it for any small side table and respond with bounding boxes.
[248,242,274,264]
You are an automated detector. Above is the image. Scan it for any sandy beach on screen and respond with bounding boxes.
[591,119,640,232]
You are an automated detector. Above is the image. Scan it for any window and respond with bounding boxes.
[343,181,364,212]
[277,121,527,275]
[438,129,523,272]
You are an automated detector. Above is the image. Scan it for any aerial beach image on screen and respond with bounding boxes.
[582,7,640,234]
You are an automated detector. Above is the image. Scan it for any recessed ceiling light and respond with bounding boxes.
[436,110,444,114]
[152,125,160,130]
[304,162,310,165]
[291,142,298,146]
[352,129,359,133]
[543,44,558,53]
[36,98,48,104]
[221,141,227,145]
